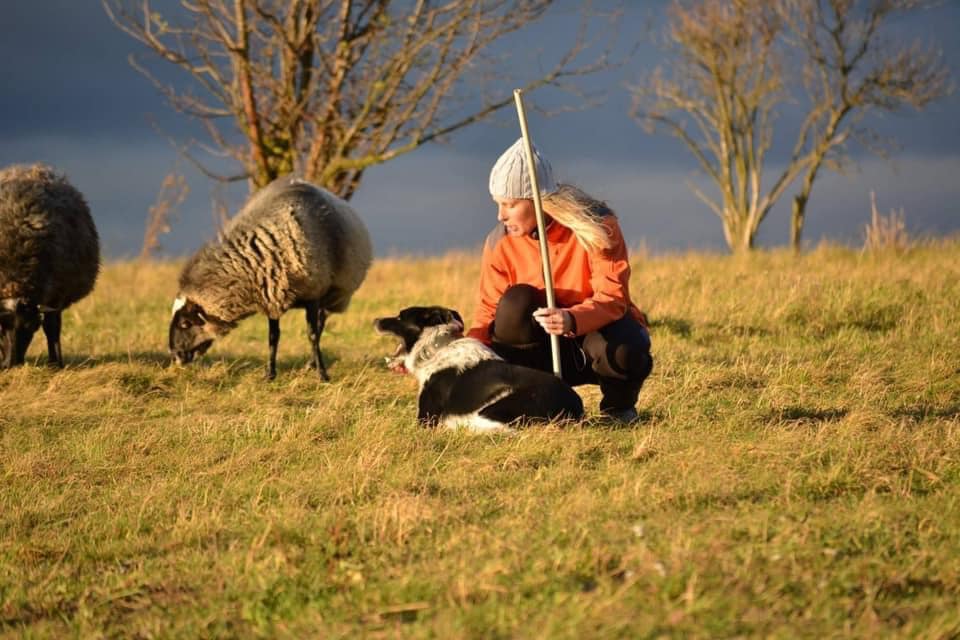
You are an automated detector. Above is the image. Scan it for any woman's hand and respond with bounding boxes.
[533,307,574,337]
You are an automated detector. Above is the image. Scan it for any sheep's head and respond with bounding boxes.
[168,297,217,365]
[0,298,41,369]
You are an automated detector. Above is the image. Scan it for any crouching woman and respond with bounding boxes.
[466,139,653,423]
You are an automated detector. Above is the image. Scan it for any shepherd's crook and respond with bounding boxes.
[513,88,562,378]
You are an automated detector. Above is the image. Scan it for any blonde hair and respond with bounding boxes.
[541,183,615,252]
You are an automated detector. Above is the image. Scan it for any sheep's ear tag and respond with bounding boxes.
[172,296,187,316]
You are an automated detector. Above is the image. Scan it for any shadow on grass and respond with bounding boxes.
[783,302,900,337]
[47,350,343,376]
[893,404,960,421]
[771,405,849,425]
[649,316,692,338]
[7,351,172,370]
[61,352,173,368]
[700,322,772,338]
[648,315,773,341]
[676,485,780,511]
[583,408,663,431]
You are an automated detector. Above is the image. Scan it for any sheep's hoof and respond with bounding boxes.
[309,356,330,381]
[265,369,277,381]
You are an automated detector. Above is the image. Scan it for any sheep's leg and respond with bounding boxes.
[42,311,63,368]
[316,308,329,381]
[267,317,280,380]
[305,301,330,381]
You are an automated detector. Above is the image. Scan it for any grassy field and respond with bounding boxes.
[2,241,959,638]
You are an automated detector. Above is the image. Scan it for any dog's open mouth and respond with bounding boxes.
[374,319,410,374]
[385,341,407,374]
[374,331,408,374]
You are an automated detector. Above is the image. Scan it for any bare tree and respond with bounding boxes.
[630,1,789,253]
[780,0,949,252]
[630,0,949,253]
[103,0,618,198]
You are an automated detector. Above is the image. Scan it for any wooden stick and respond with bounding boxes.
[513,88,562,378]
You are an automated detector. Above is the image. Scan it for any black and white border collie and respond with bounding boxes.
[374,306,584,432]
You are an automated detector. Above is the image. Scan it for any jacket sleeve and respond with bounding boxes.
[467,237,510,344]
[566,216,632,335]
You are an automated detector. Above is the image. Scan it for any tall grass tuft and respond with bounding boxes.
[863,190,910,253]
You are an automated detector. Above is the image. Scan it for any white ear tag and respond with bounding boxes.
[172,296,187,316]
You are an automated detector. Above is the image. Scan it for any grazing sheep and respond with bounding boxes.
[169,175,372,380]
[0,163,100,368]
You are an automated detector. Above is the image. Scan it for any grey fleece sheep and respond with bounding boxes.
[0,163,100,368]
[169,175,372,380]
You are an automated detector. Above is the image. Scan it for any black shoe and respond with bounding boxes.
[601,406,639,425]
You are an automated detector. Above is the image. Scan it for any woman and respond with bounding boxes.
[466,138,653,423]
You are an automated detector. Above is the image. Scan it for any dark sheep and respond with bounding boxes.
[0,163,100,368]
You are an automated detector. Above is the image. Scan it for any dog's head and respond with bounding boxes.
[373,306,464,373]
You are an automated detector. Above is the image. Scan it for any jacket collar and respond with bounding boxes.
[529,216,554,240]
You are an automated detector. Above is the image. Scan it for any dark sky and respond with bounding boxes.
[1,1,958,258]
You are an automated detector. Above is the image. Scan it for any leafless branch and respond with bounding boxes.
[140,168,189,260]
[629,0,950,253]
[104,0,625,203]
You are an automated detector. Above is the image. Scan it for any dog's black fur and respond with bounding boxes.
[374,306,584,430]
[373,306,464,357]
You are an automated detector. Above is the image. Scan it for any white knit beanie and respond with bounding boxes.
[488,138,557,199]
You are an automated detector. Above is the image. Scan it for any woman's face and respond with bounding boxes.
[494,197,537,237]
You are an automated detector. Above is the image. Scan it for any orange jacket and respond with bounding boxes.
[467,214,646,343]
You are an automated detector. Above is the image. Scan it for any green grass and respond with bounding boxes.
[1,242,959,638]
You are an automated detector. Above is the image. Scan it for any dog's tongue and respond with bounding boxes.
[384,352,407,374]
[385,343,408,374]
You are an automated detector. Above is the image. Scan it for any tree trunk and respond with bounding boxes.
[790,194,807,254]
[722,210,757,254]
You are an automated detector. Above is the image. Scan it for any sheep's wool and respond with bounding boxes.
[0,163,100,309]
[175,176,372,324]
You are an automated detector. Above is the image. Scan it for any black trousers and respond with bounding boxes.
[487,284,653,411]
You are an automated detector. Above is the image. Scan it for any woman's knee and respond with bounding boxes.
[500,284,543,313]
[584,330,652,382]
[492,285,545,345]
[618,344,653,381]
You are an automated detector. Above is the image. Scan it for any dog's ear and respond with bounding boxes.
[421,307,462,327]
[419,308,446,326]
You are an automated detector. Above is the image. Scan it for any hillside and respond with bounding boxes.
[2,242,959,637]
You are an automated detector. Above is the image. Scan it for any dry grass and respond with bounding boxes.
[1,241,959,638]
[863,191,910,253]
